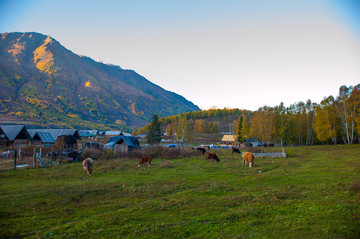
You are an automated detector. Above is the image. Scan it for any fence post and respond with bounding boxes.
[33,147,36,168]
[59,147,62,164]
[50,147,54,165]
[13,148,17,170]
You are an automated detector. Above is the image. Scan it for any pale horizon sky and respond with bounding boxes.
[1,0,359,111]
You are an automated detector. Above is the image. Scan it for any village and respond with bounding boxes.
[0,125,142,169]
[0,123,285,171]
[0,125,227,169]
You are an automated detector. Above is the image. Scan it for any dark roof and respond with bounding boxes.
[105,131,131,136]
[105,131,122,136]
[79,130,99,136]
[108,136,122,143]
[1,125,32,141]
[114,136,140,148]
[28,129,80,141]
[33,132,55,144]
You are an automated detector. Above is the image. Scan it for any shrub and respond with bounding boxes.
[80,149,104,161]
[145,146,198,159]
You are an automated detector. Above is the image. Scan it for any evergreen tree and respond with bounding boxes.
[147,114,162,145]
[235,116,243,142]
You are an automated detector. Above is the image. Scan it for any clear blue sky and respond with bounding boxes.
[1,0,359,110]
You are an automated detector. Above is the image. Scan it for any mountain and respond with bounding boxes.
[0,32,200,129]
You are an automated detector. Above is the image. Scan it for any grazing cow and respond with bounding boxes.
[242,152,255,168]
[205,152,220,162]
[232,147,241,154]
[197,147,206,154]
[82,158,94,176]
[138,156,152,167]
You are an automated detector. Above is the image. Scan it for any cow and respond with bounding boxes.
[242,152,255,168]
[82,158,94,176]
[138,156,152,167]
[205,152,220,162]
[232,147,241,154]
[197,147,206,154]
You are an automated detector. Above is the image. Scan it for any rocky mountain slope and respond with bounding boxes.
[0,32,199,128]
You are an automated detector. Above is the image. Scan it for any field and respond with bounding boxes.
[1,145,360,238]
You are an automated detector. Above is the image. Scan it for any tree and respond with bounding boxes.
[234,116,243,142]
[193,119,207,133]
[146,114,162,145]
[241,114,250,142]
[313,96,338,144]
[250,106,276,145]
[166,122,176,136]
[176,116,192,144]
[334,85,360,144]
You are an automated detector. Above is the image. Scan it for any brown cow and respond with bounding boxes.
[138,156,152,167]
[242,152,255,167]
[205,152,220,162]
[82,158,94,176]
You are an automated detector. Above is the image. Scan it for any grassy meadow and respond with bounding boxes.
[0,145,360,238]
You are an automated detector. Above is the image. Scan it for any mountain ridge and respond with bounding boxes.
[0,32,200,128]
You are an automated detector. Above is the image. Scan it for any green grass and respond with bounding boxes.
[1,145,360,238]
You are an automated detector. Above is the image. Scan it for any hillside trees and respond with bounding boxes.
[193,119,207,133]
[166,121,177,136]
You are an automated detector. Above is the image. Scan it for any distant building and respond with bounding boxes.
[79,130,100,138]
[105,131,132,137]
[114,136,140,155]
[221,135,239,146]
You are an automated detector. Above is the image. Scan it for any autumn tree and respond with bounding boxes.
[193,119,207,133]
[166,122,176,136]
[176,116,192,144]
[250,106,276,144]
[313,96,338,144]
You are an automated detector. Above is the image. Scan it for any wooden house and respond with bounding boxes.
[32,132,55,147]
[114,136,140,155]
[221,135,238,146]
[0,125,32,145]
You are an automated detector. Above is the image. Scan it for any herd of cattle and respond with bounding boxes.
[82,147,254,176]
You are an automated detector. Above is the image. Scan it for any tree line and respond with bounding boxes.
[236,84,360,146]
[142,84,360,146]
